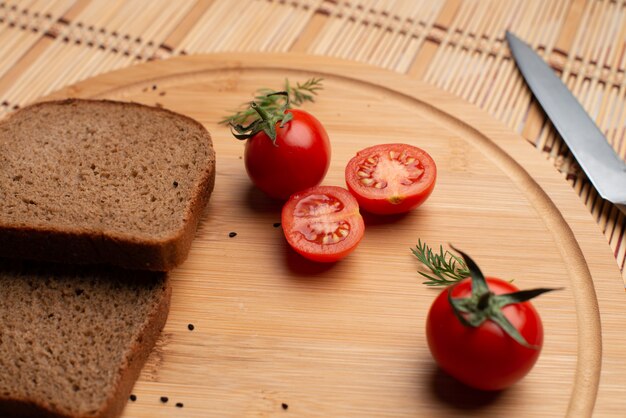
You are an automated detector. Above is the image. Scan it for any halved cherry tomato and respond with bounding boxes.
[281,186,364,262]
[345,143,436,215]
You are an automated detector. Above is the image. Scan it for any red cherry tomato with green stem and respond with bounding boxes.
[421,242,562,393]
[427,276,544,391]
[244,109,331,200]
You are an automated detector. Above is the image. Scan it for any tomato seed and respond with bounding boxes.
[297,221,351,244]
[294,194,344,217]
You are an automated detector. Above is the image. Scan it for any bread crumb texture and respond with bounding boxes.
[0,99,214,238]
[0,259,169,417]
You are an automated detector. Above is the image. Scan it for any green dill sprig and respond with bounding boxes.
[221,77,323,126]
[411,240,470,286]
[286,78,324,107]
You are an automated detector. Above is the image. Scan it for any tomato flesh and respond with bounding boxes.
[345,143,436,214]
[426,277,543,391]
[245,109,331,200]
[281,186,364,262]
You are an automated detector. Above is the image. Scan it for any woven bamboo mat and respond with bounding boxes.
[1,0,624,282]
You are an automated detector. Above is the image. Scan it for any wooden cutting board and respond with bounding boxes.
[45,54,626,417]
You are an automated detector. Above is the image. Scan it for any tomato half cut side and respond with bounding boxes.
[281,186,364,262]
[345,143,436,215]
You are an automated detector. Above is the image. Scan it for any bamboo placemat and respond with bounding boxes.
[1,0,624,282]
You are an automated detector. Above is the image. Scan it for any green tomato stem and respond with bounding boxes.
[447,247,560,349]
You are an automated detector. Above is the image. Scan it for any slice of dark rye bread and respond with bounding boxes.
[0,259,172,418]
[0,99,216,271]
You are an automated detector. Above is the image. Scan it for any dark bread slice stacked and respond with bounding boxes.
[0,99,216,271]
[0,260,170,418]
[0,99,216,417]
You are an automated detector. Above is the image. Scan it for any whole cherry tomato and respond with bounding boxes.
[426,276,544,391]
[345,143,436,215]
[281,186,364,262]
[244,109,330,200]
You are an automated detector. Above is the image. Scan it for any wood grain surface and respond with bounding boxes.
[42,54,626,417]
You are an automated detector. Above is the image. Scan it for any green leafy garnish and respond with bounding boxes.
[220,78,323,127]
[411,239,470,286]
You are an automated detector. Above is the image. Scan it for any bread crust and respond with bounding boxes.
[0,99,216,271]
[98,274,172,418]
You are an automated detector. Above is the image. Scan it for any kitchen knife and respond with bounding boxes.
[506,31,626,215]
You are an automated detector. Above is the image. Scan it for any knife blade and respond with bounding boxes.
[506,31,626,214]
